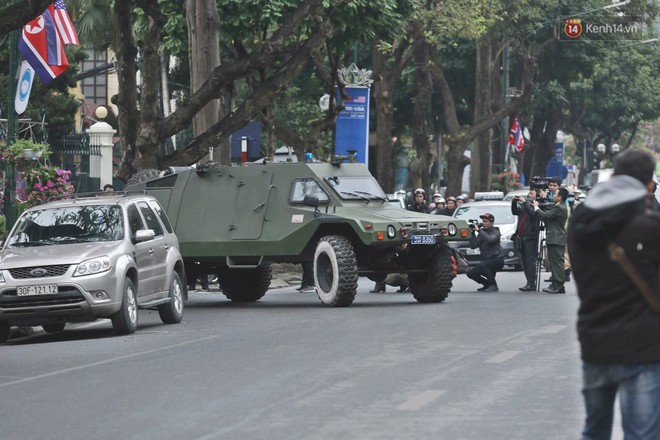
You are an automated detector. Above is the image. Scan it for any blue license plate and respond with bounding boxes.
[411,235,436,245]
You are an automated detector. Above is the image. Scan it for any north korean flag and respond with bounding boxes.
[18,8,69,84]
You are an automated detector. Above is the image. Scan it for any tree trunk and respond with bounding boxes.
[472,37,493,194]
[114,0,141,181]
[186,0,222,160]
[370,39,412,193]
[411,21,434,192]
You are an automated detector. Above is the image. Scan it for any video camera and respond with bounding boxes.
[530,176,555,208]
[530,176,551,192]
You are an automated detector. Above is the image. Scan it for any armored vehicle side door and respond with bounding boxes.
[230,168,273,240]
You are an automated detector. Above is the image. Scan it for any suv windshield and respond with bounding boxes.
[6,205,124,247]
[325,176,387,201]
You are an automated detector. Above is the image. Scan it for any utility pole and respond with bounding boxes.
[4,29,19,230]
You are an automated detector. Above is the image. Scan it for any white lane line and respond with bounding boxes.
[485,350,521,364]
[539,324,568,334]
[396,390,446,411]
[0,335,219,388]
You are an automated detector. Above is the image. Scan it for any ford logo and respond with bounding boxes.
[30,268,48,277]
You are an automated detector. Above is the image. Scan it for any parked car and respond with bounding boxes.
[448,200,522,270]
[0,193,186,343]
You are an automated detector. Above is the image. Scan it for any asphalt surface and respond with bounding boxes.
[1,270,625,440]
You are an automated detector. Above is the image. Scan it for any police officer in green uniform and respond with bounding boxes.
[534,187,569,293]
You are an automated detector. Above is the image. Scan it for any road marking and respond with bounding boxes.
[396,390,446,411]
[0,335,219,388]
[485,350,521,363]
[539,324,568,334]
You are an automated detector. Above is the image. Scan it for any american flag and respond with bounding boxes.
[508,115,524,152]
[50,0,79,45]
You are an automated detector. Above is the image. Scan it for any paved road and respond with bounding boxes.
[0,271,623,440]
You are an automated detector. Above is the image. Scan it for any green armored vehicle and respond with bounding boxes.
[125,160,471,307]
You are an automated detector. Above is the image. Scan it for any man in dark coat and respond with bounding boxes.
[568,149,660,439]
[511,189,540,291]
[466,213,503,292]
[534,187,568,293]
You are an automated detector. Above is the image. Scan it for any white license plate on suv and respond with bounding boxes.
[464,248,481,255]
[411,235,436,245]
[17,285,59,296]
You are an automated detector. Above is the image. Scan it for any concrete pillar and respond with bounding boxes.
[87,121,116,188]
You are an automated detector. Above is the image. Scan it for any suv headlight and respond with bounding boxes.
[74,257,112,277]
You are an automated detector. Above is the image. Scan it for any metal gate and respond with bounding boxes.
[51,133,101,193]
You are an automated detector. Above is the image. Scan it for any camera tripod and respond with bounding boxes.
[535,220,546,292]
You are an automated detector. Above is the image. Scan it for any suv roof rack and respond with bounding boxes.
[46,189,147,203]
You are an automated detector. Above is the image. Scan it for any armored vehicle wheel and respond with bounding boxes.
[409,248,454,303]
[159,272,184,324]
[219,263,272,302]
[112,278,138,334]
[42,323,66,333]
[314,235,358,307]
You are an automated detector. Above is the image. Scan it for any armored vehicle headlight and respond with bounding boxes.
[74,257,112,277]
[447,223,457,236]
[387,225,396,239]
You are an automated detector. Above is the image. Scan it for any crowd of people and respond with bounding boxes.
[403,188,471,215]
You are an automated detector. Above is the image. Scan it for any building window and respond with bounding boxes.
[81,49,108,105]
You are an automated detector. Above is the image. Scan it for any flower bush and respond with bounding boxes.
[17,165,74,207]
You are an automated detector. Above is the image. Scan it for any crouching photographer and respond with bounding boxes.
[466,213,504,292]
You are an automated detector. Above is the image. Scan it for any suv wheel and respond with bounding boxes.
[314,235,358,307]
[42,323,66,333]
[409,248,453,303]
[158,272,184,324]
[112,278,138,334]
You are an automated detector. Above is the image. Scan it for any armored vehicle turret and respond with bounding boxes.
[126,160,471,307]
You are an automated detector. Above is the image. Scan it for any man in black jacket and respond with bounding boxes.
[568,149,660,439]
[466,213,503,292]
[511,189,540,291]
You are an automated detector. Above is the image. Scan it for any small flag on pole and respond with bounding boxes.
[508,115,524,152]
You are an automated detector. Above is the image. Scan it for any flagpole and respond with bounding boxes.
[4,29,19,230]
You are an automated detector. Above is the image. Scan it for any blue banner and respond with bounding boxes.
[335,86,370,165]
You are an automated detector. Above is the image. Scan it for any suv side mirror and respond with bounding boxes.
[303,194,319,208]
[135,229,156,242]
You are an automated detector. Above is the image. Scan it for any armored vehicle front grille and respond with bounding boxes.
[9,265,71,279]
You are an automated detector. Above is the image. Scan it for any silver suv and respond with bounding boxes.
[0,194,186,342]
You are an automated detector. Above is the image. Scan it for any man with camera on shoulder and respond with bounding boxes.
[466,213,504,293]
[534,187,569,293]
